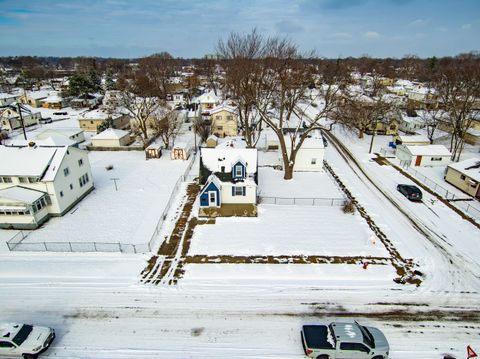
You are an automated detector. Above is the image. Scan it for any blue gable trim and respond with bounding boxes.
[232,161,246,180]
[199,181,220,207]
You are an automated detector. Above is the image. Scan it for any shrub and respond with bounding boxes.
[343,199,356,214]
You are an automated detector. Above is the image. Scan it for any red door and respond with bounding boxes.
[415,155,422,166]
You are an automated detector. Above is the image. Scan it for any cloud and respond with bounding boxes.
[461,23,472,30]
[408,18,426,26]
[275,20,304,33]
[363,31,380,39]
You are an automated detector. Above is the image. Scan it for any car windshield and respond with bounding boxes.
[12,325,33,346]
[360,325,374,348]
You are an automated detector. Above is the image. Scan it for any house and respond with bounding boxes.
[279,129,325,172]
[198,137,258,217]
[91,128,131,147]
[36,129,85,146]
[366,117,399,136]
[0,104,41,132]
[398,114,425,134]
[193,90,221,114]
[42,93,65,109]
[166,92,186,108]
[209,104,238,138]
[445,158,480,199]
[396,144,451,167]
[393,134,430,146]
[0,93,20,107]
[78,109,130,132]
[19,90,50,108]
[0,145,93,229]
[71,93,103,109]
[7,129,85,148]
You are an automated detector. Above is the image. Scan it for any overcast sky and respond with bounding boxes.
[0,0,478,58]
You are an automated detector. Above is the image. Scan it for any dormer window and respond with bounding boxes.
[232,161,245,180]
[235,166,242,177]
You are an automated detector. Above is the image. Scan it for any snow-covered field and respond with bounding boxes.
[190,204,388,257]
[15,151,189,245]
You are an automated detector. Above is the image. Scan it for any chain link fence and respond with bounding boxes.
[259,196,346,206]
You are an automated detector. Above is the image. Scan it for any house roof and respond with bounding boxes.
[209,104,237,115]
[404,144,451,156]
[0,186,47,204]
[9,135,75,147]
[448,158,480,182]
[0,145,58,177]
[79,109,122,120]
[37,128,84,139]
[92,128,129,140]
[25,90,50,100]
[396,135,430,143]
[283,129,325,149]
[194,90,220,104]
[201,138,257,174]
[43,94,62,103]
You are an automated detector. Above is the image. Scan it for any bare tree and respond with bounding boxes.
[433,56,480,161]
[149,109,181,149]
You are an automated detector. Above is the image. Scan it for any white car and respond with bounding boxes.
[0,323,55,359]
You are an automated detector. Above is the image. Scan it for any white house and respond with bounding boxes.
[0,145,93,229]
[0,104,42,132]
[393,134,430,146]
[198,137,258,217]
[193,90,221,114]
[91,128,131,147]
[279,129,325,172]
[7,129,86,148]
[396,144,451,167]
[398,114,425,134]
[0,93,20,107]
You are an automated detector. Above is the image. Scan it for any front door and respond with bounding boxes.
[209,191,217,206]
[174,149,182,159]
[415,155,422,166]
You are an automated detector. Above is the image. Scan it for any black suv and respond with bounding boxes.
[397,184,422,201]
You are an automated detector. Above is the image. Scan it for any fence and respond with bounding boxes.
[6,154,198,254]
[259,196,346,207]
[404,166,480,220]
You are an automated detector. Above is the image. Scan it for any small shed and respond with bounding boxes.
[206,135,218,148]
[146,143,162,159]
[91,128,130,147]
[396,144,451,167]
[171,141,191,160]
[393,134,430,146]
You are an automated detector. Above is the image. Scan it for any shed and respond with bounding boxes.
[91,128,130,147]
[206,135,218,148]
[393,134,430,146]
[146,143,162,159]
[396,144,451,167]
[171,141,191,160]
[445,158,480,199]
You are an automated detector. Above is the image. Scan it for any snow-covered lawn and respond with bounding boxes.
[189,205,389,257]
[258,167,343,198]
[19,151,189,245]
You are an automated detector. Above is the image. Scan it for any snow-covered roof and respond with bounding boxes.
[92,128,130,140]
[25,90,50,100]
[283,130,325,149]
[9,135,75,147]
[396,135,430,143]
[0,92,18,99]
[79,109,122,120]
[0,145,58,176]
[404,144,451,156]
[0,186,46,203]
[448,158,480,182]
[193,90,221,104]
[201,138,257,174]
[43,94,62,103]
[37,128,83,138]
[209,104,237,115]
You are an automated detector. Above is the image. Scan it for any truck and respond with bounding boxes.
[301,321,390,359]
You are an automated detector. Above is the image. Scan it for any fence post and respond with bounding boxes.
[44,242,48,251]
[445,190,449,200]
[69,242,73,252]
[331,198,334,206]
[94,242,97,252]
[118,243,122,253]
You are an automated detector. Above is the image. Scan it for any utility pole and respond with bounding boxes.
[17,103,27,140]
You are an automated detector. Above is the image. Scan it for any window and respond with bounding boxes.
[19,177,28,183]
[431,157,442,161]
[311,158,317,165]
[60,191,64,197]
[28,177,38,183]
[0,176,12,183]
[216,126,223,130]
[70,184,73,190]
[390,124,396,130]
[0,341,15,348]
[64,167,70,176]
[340,343,369,352]
[209,192,216,203]
[232,186,245,196]
[461,175,466,180]
[215,115,221,120]
[235,165,243,178]
[78,158,84,166]
[221,166,225,173]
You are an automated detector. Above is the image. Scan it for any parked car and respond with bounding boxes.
[0,323,55,358]
[301,321,390,359]
[397,184,422,201]
[52,111,67,116]
[38,117,52,124]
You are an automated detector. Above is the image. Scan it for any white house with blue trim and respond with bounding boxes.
[198,137,257,217]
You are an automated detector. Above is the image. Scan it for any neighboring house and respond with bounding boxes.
[209,104,238,138]
[193,90,221,114]
[398,114,425,134]
[279,129,325,172]
[42,93,65,109]
[396,144,451,167]
[7,129,85,148]
[198,137,258,217]
[166,92,186,108]
[393,134,430,146]
[19,90,50,108]
[36,129,85,146]
[91,128,131,147]
[71,93,103,109]
[0,104,41,132]
[0,145,93,229]
[445,158,480,199]
[78,109,130,132]
[366,117,399,136]
[0,93,20,107]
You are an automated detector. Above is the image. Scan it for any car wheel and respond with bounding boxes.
[23,354,38,359]
[316,356,330,359]
[372,356,384,359]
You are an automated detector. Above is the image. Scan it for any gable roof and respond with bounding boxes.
[403,144,451,156]
[209,104,237,115]
[0,186,47,203]
[92,128,129,140]
[201,138,257,174]
[0,145,58,176]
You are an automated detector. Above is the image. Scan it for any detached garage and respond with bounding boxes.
[396,144,451,167]
[91,128,131,148]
